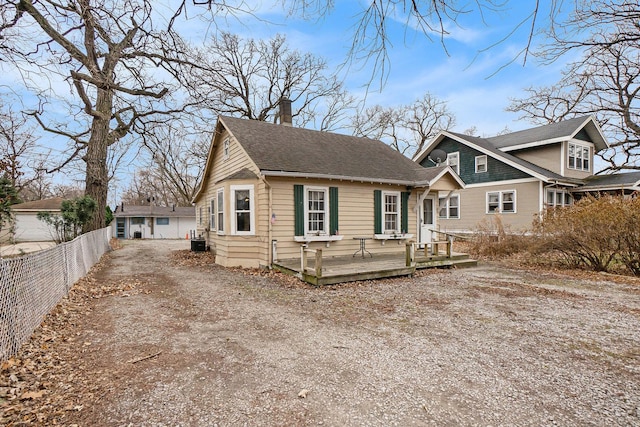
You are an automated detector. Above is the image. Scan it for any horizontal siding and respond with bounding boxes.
[268,178,417,260]
[421,137,531,184]
[514,144,562,175]
[439,181,541,233]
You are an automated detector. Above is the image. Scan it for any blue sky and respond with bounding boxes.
[2,1,577,198]
[210,1,570,136]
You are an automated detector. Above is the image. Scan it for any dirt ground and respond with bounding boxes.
[2,239,640,426]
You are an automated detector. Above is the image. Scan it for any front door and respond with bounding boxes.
[116,218,126,238]
[419,196,436,246]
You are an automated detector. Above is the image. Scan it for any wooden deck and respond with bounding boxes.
[272,250,477,286]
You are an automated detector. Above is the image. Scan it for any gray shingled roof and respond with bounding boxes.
[113,205,195,218]
[579,171,640,190]
[220,116,428,184]
[488,116,592,148]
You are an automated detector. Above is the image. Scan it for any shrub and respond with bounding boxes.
[468,215,535,258]
[534,195,640,276]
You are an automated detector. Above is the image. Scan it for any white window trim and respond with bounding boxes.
[304,186,329,236]
[210,197,216,231]
[546,188,573,207]
[217,188,225,235]
[447,151,460,175]
[230,185,255,236]
[223,138,230,160]
[568,141,591,172]
[439,194,460,219]
[382,190,401,234]
[486,190,517,214]
[475,155,487,173]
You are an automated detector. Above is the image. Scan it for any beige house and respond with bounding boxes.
[193,110,464,269]
[414,116,640,234]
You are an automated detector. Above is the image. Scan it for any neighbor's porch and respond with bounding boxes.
[272,241,477,285]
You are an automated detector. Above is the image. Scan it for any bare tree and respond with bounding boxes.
[509,1,640,172]
[0,0,198,231]
[0,100,38,193]
[186,32,355,129]
[120,123,209,207]
[352,93,455,157]
[274,1,553,87]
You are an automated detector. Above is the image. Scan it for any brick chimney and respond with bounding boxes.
[279,98,292,126]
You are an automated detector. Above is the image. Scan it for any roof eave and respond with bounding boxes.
[261,170,417,187]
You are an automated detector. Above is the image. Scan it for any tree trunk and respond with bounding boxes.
[84,89,112,232]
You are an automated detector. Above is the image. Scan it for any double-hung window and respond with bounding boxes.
[475,155,487,173]
[294,185,339,238]
[230,185,254,235]
[447,152,460,174]
[305,187,328,235]
[439,194,460,219]
[217,188,224,234]
[568,142,590,171]
[210,197,216,230]
[487,190,516,213]
[382,191,400,233]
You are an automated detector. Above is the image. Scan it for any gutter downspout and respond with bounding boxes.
[260,175,273,267]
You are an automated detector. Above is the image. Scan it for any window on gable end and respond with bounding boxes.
[446,152,460,175]
[568,142,591,172]
[475,155,487,173]
[223,138,230,160]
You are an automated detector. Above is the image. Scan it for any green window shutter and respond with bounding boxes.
[329,187,339,235]
[294,184,304,236]
[374,190,382,234]
[401,191,410,233]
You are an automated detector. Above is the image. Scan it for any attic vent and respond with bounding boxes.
[279,98,292,126]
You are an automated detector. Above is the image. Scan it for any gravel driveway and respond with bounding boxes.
[17,239,640,426]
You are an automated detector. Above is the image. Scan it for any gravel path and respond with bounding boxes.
[38,240,640,425]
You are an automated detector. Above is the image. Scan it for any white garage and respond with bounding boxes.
[10,197,64,242]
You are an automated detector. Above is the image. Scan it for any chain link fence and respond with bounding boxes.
[0,227,112,360]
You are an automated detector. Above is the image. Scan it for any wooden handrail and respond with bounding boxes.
[300,246,323,278]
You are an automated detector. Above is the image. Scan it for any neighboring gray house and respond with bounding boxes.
[112,204,196,239]
[414,115,640,233]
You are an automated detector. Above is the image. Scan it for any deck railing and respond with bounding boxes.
[300,246,323,278]
[425,229,453,257]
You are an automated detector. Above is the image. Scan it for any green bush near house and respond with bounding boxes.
[37,196,97,243]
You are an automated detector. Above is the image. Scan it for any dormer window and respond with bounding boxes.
[568,142,590,171]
